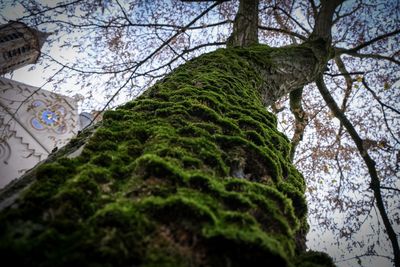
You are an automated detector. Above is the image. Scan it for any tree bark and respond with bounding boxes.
[0,43,334,266]
[227,0,259,47]
[310,0,344,43]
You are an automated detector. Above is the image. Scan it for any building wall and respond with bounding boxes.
[0,21,49,74]
[0,77,79,188]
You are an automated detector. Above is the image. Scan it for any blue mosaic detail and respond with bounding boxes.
[31,118,44,130]
[41,110,59,125]
[32,100,45,107]
[30,100,69,134]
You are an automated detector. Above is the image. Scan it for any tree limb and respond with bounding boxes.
[308,0,318,19]
[334,55,353,112]
[87,1,224,128]
[380,186,400,193]
[310,0,344,42]
[361,78,400,116]
[336,49,400,65]
[272,5,310,34]
[16,0,84,21]
[258,25,307,40]
[289,88,308,161]
[346,28,400,53]
[361,77,400,144]
[316,74,400,267]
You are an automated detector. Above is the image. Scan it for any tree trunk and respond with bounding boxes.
[0,42,334,266]
[227,0,259,47]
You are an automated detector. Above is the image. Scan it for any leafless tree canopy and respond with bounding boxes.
[0,0,399,266]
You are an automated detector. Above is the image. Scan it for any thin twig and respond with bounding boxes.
[258,25,307,40]
[85,1,224,129]
[380,186,400,193]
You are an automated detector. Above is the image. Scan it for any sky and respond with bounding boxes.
[0,1,399,266]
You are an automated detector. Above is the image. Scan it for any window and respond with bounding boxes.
[3,46,30,59]
[0,32,23,43]
[12,32,23,39]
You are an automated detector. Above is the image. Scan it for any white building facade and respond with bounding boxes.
[0,78,79,188]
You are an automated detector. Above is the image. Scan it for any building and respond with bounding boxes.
[0,21,79,189]
[0,22,98,189]
[0,77,80,189]
[0,21,50,74]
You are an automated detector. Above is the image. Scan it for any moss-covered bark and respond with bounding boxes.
[0,45,333,266]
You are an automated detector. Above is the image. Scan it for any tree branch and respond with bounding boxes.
[332,2,362,25]
[16,0,84,21]
[362,77,400,144]
[115,0,134,25]
[324,71,365,77]
[289,88,308,161]
[272,5,310,34]
[380,186,400,193]
[86,1,224,128]
[316,74,400,267]
[336,49,400,65]
[308,0,318,19]
[310,0,344,42]
[361,78,400,116]
[258,25,307,40]
[271,10,309,162]
[346,28,400,53]
[334,55,353,112]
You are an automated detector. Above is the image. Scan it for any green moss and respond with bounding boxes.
[278,181,308,218]
[21,161,76,205]
[133,154,187,183]
[0,45,322,266]
[140,194,217,227]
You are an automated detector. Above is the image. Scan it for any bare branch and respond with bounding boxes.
[324,71,365,77]
[361,77,400,144]
[336,253,394,264]
[336,47,400,65]
[362,78,400,116]
[380,186,400,193]
[332,2,362,24]
[182,41,225,53]
[272,5,310,34]
[308,0,318,19]
[115,0,134,25]
[346,28,400,53]
[316,74,400,267]
[30,18,231,31]
[289,88,308,161]
[258,25,307,40]
[86,1,224,128]
[16,0,84,21]
[310,0,344,42]
[335,55,353,112]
